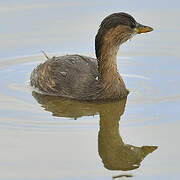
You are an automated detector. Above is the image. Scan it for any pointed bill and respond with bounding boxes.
[134,23,153,34]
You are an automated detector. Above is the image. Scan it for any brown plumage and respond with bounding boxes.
[30,12,153,101]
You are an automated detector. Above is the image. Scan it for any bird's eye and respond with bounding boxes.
[131,23,136,29]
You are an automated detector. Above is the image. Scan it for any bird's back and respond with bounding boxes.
[30,54,100,100]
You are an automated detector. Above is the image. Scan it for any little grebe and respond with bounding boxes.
[30,12,153,101]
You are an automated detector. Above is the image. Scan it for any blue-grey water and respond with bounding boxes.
[0,0,180,179]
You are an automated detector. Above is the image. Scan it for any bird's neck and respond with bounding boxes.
[98,45,119,82]
[96,25,131,83]
[98,44,126,89]
[97,43,128,99]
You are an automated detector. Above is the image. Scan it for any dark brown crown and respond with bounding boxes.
[95,12,137,59]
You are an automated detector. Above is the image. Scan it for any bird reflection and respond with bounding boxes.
[32,91,157,171]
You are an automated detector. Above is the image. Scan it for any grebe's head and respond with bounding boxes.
[95,12,153,59]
